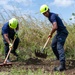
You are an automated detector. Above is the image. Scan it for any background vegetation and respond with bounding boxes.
[0,9,75,75]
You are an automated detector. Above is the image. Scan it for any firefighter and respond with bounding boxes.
[1,18,20,62]
[40,4,68,71]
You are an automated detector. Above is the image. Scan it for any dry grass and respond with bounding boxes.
[0,6,75,59]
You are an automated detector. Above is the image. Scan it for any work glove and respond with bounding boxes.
[9,43,13,49]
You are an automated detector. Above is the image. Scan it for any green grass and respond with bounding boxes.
[0,68,66,75]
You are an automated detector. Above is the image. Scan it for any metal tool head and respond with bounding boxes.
[0,62,12,67]
[35,49,47,58]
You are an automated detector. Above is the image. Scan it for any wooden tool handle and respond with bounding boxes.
[43,37,50,49]
[3,47,12,64]
[3,38,16,64]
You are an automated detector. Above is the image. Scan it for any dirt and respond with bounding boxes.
[0,57,75,75]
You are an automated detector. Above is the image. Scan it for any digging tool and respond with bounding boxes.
[35,37,50,58]
[0,38,16,66]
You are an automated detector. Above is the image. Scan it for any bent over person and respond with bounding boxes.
[1,18,20,63]
[40,4,68,71]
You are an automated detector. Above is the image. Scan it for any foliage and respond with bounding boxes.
[0,12,75,74]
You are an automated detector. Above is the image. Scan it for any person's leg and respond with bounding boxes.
[11,37,20,57]
[54,33,68,71]
[51,35,59,60]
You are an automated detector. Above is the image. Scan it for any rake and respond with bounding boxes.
[0,38,16,66]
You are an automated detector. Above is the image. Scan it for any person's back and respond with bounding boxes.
[2,22,15,39]
[48,12,66,33]
[2,22,9,34]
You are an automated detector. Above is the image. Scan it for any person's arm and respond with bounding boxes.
[4,34,13,48]
[48,22,58,38]
[3,34,11,44]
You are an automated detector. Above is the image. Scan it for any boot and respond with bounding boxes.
[53,63,66,71]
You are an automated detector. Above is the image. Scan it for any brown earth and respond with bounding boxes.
[0,57,75,75]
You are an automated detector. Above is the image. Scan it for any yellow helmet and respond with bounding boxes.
[40,4,49,14]
[9,18,18,29]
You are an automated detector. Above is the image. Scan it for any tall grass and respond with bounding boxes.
[0,6,75,58]
[0,12,75,59]
[0,7,75,75]
[65,24,75,59]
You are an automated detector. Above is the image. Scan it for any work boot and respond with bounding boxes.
[53,63,66,71]
[11,51,18,57]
